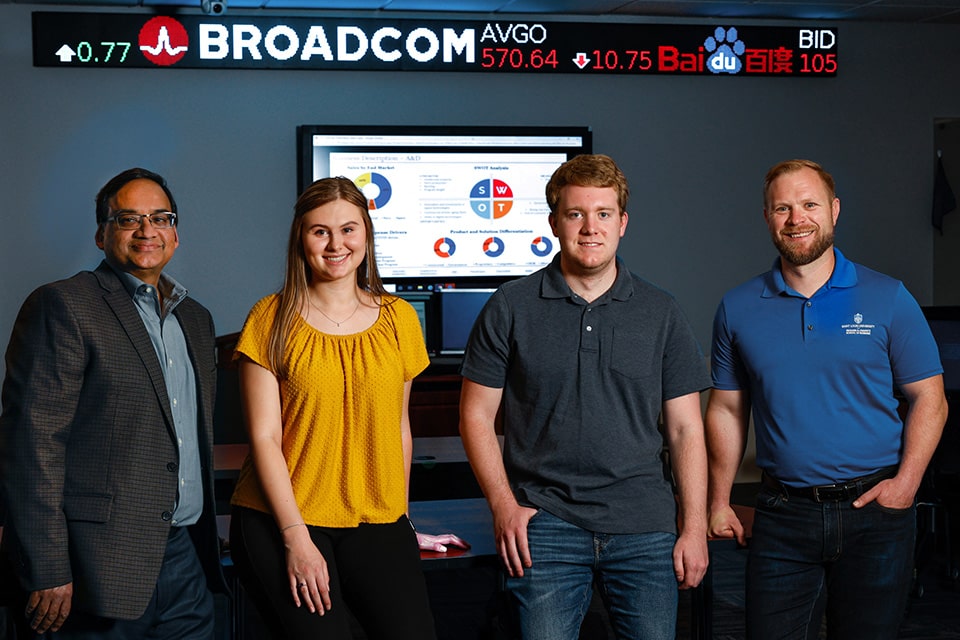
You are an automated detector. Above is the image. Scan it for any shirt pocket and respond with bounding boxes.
[609,328,660,382]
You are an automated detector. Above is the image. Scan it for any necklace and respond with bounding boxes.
[307,295,361,327]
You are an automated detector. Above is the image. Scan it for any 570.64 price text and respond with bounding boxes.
[480,47,559,69]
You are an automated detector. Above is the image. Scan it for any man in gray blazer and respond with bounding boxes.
[0,168,226,638]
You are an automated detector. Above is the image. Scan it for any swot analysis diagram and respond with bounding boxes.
[337,154,560,278]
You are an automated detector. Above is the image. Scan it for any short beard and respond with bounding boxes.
[772,229,834,266]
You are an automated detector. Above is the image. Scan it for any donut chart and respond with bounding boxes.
[531,236,553,257]
[483,236,505,258]
[469,178,514,219]
[434,237,456,258]
[355,172,392,210]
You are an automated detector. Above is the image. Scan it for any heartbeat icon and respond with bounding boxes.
[140,26,188,56]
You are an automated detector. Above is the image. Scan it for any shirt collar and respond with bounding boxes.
[110,265,188,313]
[540,253,634,302]
[761,247,857,298]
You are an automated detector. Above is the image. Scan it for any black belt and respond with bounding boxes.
[761,466,898,503]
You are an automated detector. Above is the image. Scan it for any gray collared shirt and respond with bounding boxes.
[461,255,710,533]
[115,268,203,527]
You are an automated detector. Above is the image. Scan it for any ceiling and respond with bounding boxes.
[7,0,960,24]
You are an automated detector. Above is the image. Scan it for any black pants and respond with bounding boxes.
[230,506,436,640]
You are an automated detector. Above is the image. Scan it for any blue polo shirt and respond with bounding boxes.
[462,255,710,534]
[711,249,942,486]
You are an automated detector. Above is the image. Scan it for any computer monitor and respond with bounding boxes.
[396,290,437,354]
[437,288,496,355]
[297,124,591,288]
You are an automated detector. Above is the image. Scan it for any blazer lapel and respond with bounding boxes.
[94,263,177,438]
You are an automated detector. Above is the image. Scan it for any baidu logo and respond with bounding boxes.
[704,26,744,75]
[139,17,189,66]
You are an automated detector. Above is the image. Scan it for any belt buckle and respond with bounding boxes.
[812,484,847,502]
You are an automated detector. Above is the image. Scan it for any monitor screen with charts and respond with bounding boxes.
[297,124,591,288]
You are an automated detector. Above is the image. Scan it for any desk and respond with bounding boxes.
[412,435,502,465]
[214,443,248,480]
[411,498,497,569]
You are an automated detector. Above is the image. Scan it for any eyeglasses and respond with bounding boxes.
[102,212,178,230]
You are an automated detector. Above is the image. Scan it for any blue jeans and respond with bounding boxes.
[505,509,678,640]
[746,483,915,640]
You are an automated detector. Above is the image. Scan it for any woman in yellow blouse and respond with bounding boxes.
[229,177,456,638]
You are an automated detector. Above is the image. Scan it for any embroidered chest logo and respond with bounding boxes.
[842,312,875,336]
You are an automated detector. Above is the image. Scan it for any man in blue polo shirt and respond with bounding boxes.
[706,158,948,639]
[460,154,710,640]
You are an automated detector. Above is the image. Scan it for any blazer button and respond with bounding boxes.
[161,511,173,522]
[167,462,178,472]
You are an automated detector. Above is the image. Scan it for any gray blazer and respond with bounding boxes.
[0,261,226,620]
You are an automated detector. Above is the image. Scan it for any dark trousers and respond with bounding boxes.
[230,506,436,640]
[746,482,916,640]
[26,526,215,640]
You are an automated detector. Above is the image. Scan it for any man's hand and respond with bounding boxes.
[673,532,709,590]
[26,582,73,633]
[853,477,916,510]
[708,504,746,546]
[416,532,471,553]
[491,501,537,578]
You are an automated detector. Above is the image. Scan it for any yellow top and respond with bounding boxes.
[229,294,430,527]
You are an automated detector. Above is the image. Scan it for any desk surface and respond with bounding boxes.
[412,498,497,569]
[214,443,248,474]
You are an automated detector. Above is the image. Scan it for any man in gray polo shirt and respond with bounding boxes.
[459,154,710,640]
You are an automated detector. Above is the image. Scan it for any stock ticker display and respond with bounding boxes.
[33,12,838,76]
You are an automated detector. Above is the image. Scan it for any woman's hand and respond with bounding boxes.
[284,525,332,615]
[416,531,471,553]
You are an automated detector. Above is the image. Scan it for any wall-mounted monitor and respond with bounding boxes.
[922,306,960,393]
[297,124,592,289]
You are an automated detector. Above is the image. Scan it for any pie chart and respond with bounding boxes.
[355,172,392,210]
